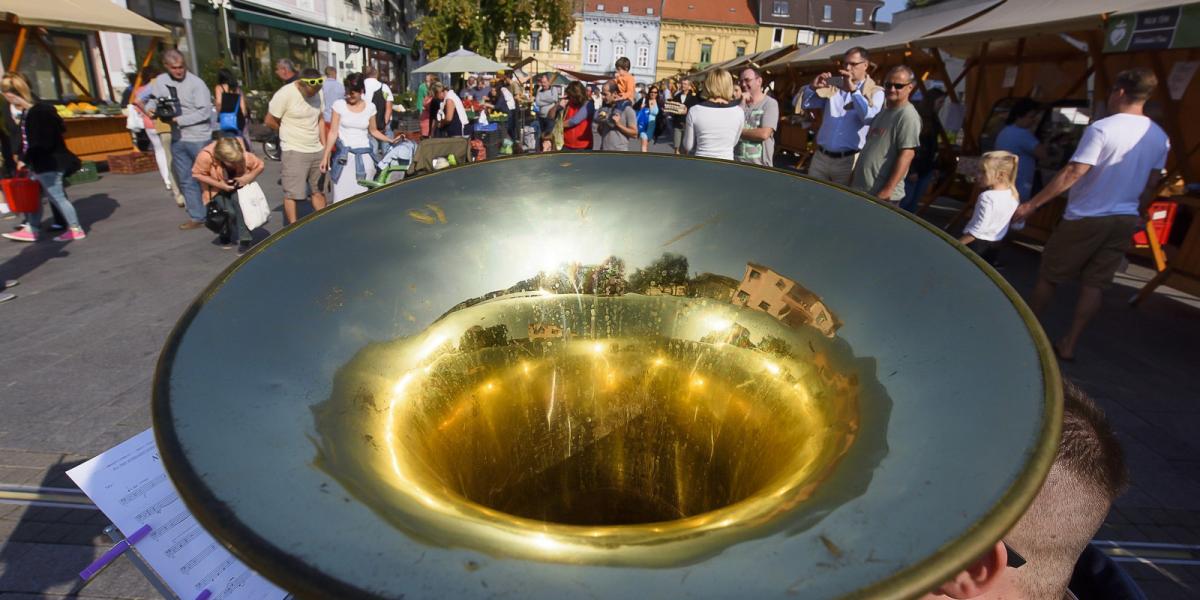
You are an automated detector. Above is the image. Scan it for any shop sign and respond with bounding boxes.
[1105,3,1200,53]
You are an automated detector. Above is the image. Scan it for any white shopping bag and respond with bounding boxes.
[237,182,271,231]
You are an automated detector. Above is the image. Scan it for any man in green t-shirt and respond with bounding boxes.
[851,66,921,203]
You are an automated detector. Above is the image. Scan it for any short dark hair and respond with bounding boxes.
[343,72,366,94]
[217,68,238,90]
[324,66,337,77]
[1058,381,1129,501]
[886,65,915,83]
[1113,67,1157,102]
[1006,98,1042,125]
[300,67,321,80]
[740,66,763,81]
[844,47,870,62]
[604,81,619,94]
[615,56,631,71]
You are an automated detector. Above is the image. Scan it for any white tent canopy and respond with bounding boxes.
[764,0,1001,71]
[0,0,169,37]
[413,47,509,74]
[919,0,1194,47]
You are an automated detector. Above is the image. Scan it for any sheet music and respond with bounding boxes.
[68,428,287,600]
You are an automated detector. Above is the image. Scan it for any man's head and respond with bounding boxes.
[364,65,379,79]
[681,79,694,94]
[923,381,1129,600]
[601,81,620,105]
[467,76,477,88]
[275,58,297,82]
[163,49,188,81]
[296,68,323,97]
[324,66,337,79]
[841,47,871,83]
[539,74,550,89]
[883,65,915,107]
[738,67,764,100]
[1006,98,1042,128]
[1109,67,1156,111]
[615,56,631,73]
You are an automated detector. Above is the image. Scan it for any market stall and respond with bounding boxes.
[918,0,1200,300]
[0,0,170,163]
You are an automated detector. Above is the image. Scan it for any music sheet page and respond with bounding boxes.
[68,428,287,600]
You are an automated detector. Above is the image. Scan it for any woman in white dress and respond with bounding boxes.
[683,70,745,161]
[320,73,397,203]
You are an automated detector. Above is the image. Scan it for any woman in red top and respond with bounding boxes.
[557,81,593,151]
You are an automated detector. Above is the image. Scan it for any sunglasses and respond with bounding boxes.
[299,77,324,86]
[843,60,868,68]
[883,82,911,90]
[1004,543,1026,569]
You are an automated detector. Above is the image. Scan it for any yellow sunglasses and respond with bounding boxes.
[299,77,324,86]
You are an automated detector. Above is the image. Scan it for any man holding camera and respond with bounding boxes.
[799,47,884,186]
[135,49,214,229]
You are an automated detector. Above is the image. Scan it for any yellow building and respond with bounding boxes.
[497,13,585,73]
[658,0,759,81]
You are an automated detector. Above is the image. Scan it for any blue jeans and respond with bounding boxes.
[29,171,79,231]
[371,127,393,161]
[901,171,936,213]
[171,138,209,222]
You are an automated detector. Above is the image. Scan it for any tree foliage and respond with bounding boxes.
[416,0,576,59]
[628,253,690,293]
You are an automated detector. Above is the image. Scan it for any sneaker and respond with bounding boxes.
[53,227,86,242]
[0,292,14,304]
[2,228,37,242]
[179,221,205,231]
[237,241,252,255]
[2,279,17,290]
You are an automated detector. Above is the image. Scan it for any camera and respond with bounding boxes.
[154,86,183,120]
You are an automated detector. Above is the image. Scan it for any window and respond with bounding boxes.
[796,29,815,45]
[614,43,626,59]
[597,3,604,9]
[736,46,745,57]
[508,34,518,53]
[587,43,599,64]
[736,290,750,302]
[818,32,828,45]
[748,269,761,280]
[823,4,832,21]
[622,5,629,12]
[773,1,789,17]
[666,40,676,60]
[636,46,649,68]
[561,37,571,52]
[758,301,772,311]
[855,8,865,24]
[773,27,783,47]
[699,43,712,64]
[775,279,786,290]
[779,305,791,316]
[530,31,541,51]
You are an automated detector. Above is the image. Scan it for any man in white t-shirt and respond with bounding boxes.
[1012,68,1170,361]
[363,66,394,158]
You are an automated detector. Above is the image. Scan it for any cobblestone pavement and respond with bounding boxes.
[1,146,1197,598]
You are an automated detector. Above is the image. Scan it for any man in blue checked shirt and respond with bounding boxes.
[799,47,885,186]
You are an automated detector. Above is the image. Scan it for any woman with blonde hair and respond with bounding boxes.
[0,72,86,242]
[682,70,744,160]
[191,137,264,252]
[960,150,1021,265]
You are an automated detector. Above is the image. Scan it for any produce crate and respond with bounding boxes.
[66,161,100,185]
[107,151,158,174]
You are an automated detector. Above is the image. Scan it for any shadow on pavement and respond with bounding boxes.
[0,456,105,596]
[0,195,118,282]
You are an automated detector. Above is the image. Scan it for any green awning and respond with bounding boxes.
[231,7,410,56]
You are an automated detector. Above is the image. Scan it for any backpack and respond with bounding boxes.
[371,87,388,131]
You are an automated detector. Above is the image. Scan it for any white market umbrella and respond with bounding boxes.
[413,47,509,74]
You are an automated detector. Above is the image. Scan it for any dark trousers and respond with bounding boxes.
[214,191,251,243]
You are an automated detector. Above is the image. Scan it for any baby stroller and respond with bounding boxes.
[358,139,417,190]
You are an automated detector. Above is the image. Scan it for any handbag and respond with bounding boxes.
[204,199,230,235]
[236,182,270,231]
[218,92,241,133]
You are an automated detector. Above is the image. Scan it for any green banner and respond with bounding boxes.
[1105,3,1200,53]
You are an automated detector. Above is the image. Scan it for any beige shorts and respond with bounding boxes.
[806,150,857,187]
[281,150,325,200]
[1040,215,1138,288]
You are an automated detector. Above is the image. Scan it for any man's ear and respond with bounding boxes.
[935,541,1008,599]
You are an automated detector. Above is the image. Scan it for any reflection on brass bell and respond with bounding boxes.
[154,153,1060,598]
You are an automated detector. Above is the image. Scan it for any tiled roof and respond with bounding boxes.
[661,0,757,26]
[584,1,661,16]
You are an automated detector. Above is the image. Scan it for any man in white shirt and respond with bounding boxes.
[800,47,885,185]
[1012,68,1170,361]
[363,66,394,158]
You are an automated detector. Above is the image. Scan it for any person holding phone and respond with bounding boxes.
[191,138,264,252]
[799,47,884,186]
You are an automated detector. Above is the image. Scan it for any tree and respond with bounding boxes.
[628,253,689,293]
[416,0,576,59]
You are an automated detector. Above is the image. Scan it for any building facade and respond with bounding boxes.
[658,0,758,81]
[733,263,841,338]
[497,3,586,74]
[754,0,882,51]
[579,1,661,83]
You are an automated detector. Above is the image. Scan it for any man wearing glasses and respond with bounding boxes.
[851,65,920,203]
[800,47,884,185]
[267,68,327,225]
[735,67,779,167]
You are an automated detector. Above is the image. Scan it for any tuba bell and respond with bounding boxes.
[154,153,1060,598]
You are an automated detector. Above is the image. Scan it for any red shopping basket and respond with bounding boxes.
[1132,201,1178,248]
[2,177,41,213]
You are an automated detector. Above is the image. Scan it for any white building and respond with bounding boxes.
[580,1,661,84]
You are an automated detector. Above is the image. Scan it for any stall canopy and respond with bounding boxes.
[763,0,1001,72]
[919,0,1185,47]
[0,0,169,37]
[231,6,409,55]
[696,45,799,79]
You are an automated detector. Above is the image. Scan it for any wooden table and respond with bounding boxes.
[63,115,133,164]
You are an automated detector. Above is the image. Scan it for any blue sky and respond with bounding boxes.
[877,0,908,22]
